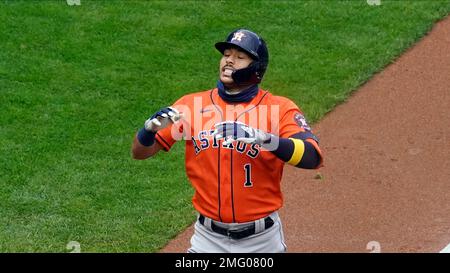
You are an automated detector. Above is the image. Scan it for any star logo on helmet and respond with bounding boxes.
[231,31,245,42]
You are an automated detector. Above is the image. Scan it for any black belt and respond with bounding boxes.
[198,214,275,240]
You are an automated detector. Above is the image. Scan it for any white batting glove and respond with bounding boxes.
[212,121,272,146]
[144,107,181,133]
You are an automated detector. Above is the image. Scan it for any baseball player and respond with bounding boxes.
[132,29,323,253]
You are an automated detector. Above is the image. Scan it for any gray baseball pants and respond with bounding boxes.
[188,211,287,253]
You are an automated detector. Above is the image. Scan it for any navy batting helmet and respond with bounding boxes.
[215,29,269,85]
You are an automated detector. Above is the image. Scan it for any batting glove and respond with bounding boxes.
[144,107,181,133]
[212,121,272,146]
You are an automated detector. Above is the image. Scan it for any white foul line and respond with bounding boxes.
[440,243,450,253]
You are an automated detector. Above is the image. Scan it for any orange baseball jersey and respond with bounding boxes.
[155,88,322,223]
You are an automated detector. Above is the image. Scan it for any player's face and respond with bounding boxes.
[219,47,253,86]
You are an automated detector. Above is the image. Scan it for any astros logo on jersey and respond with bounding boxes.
[191,129,260,158]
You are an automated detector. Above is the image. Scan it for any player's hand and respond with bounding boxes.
[212,121,271,146]
[144,107,181,133]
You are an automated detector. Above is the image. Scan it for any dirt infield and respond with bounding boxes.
[161,16,450,253]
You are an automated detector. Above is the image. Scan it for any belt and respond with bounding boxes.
[198,214,275,240]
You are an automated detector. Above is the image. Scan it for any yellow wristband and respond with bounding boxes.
[287,138,305,166]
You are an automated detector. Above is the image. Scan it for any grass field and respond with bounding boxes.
[1,0,449,252]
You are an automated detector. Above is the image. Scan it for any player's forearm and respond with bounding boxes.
[131,129,162,159]
[265,136,321,169]
[212,121,322,169]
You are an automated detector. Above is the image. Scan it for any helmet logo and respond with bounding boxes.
[231,31,245,42]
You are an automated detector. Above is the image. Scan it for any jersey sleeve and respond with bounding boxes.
[154,96,186,152]
[278,98,324,168]
[278,99,312,138]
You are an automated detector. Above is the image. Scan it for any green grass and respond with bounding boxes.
[0,0,449,252]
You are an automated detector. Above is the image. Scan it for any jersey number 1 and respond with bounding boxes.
[244,164,253,187]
